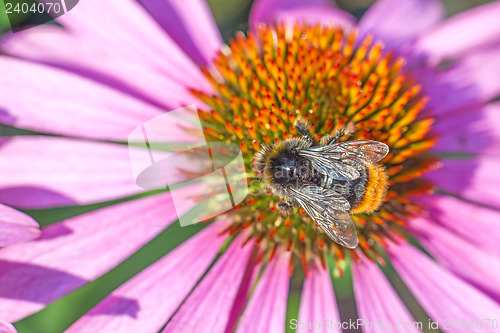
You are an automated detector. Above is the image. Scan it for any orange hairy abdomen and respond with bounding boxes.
[351,164,388,215]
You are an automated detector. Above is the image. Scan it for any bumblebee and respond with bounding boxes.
[253,120,389,248]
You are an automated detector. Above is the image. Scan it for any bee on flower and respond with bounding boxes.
[0,0,499,332]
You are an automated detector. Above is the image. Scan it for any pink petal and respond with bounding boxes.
[0,204,40,247]
[163,233,259,333]
[297,259,340,333]
[0,191,193,322]
[66,220,229,333]
[460,45,500,102]
[138,0,222,66]
[1,1,214,108]
[431,103,500,156]
[423,45,500,116]
[224,245,262,333]
[274,8,355,28]
[0,57,197,140]
[425,157,500,209]
[352,255,420,333]
[387,241,500,332]
[250,0,354,29]
[47,0,206,88]
[417,194,500,255]
[358,0,444,49]
[409,217,500,301]
[0,320,16,333]
[0,137,149,209]
[415,1,500,64]
[417,65,480,117]
[236,250,291,333]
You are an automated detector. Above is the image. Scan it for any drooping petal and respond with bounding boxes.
[0,204,40,247]
[0,137,148,209]
[250,0,355,29]
[66,219,229,333]
[425,157,500,210]
[0,57,197,140]
[1,0,213,108]
[297,259,340,333]
[0,320,16,333]
[358,0,444,49]
[415,1,500,64]
[417,194,500,255]
[352,255,420,333]
[387,241,500,333]
[409,217,500,301]
[48,0,207,88]
[163,233,259,333]
[236,250,291,333]
[0,191,193,322]
[431,103,500,156]
[138,0,222,66]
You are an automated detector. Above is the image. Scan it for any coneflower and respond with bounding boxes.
[0,0,499,332]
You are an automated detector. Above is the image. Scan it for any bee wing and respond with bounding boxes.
[298,151,361,181]
[316,211,359,249]
[306,140,389,163]
[298,140,389,181]
[334,140,389,163]
[290,186,359,248]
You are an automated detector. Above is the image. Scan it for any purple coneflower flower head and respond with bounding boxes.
[0,0,500,332]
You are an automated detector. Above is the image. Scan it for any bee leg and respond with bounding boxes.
[277,202,292,213]
[277,199,296,213]
[327,122,355,144]
[329,130,345,144]
[319,134,334,146]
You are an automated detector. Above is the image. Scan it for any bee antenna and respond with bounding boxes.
[293,117,313,141]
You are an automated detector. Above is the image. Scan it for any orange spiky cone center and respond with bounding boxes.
[189,23,440,272]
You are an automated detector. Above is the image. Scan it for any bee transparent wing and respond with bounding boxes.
[291,185,351,211]
[306,140,389,163]
[334,140,389,163]
[298,151,360,181]
[315,210,359,249]
[298,140,389,181]
[290,186,359,248]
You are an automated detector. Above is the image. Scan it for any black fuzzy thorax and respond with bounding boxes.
[268,148,316,189]
[267,141,368,209]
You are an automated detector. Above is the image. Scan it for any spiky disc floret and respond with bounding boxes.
[189,23,440,274]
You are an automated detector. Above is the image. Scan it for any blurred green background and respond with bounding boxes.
[0,0,496,332]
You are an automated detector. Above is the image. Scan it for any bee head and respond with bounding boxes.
[253,138,312,190]
[267,142,303,188]
[269,150,299,182]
